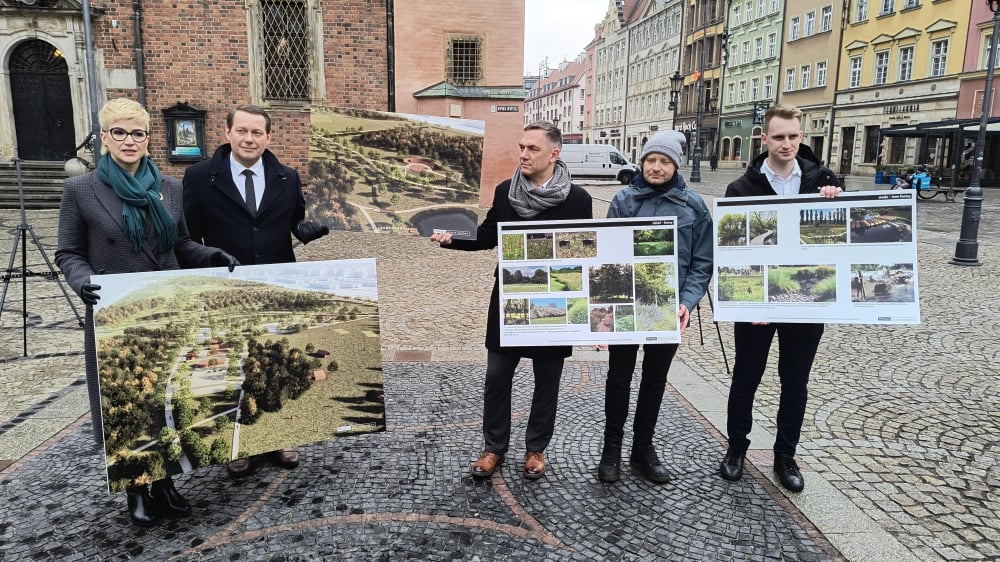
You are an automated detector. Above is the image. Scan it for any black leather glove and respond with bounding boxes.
[210,250,239,272]
[295,220,330,244]
[80,283,101,306]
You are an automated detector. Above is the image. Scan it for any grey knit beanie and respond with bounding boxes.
[640,130,686,167]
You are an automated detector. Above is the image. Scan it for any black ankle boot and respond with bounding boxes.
[126,486,159,527]
[630,441,671,483]
[597,434,623,483]
[150,477,192,518]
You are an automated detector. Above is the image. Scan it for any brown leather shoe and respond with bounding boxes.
[272,448,300,469]
[470,451,503,478]
[524,451,545,480]
[226,458,253,478]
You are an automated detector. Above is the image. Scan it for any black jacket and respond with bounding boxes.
[447,179,593,359]
[725,144,841,197]
[182,144,306,265]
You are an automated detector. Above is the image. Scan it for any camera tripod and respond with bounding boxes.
[0,158,83,357]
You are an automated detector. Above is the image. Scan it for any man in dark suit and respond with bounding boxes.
[182,104,328,476]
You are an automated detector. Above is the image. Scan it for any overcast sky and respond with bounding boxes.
[524,0,609,74]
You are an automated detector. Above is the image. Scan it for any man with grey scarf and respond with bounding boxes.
[431,121,592,480]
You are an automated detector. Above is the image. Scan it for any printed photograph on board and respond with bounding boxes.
[92,260,384,492]
[307,107,485,238]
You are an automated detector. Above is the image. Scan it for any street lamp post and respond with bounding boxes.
[668,70,683,130]
[952,0,999,266]
[690,1,709,183]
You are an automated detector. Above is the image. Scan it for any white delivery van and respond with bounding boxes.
[559,144,639,184]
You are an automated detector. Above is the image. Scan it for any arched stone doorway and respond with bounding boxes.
[9,39,75,161]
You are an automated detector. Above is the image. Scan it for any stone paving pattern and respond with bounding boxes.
[1,171,998,560]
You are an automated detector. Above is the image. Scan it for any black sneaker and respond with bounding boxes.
[773,453,804,492]
[719,448,745,481]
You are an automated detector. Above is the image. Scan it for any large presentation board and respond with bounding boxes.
[498,217,680,347]
[712,190,920,324]
[92,259,385,492]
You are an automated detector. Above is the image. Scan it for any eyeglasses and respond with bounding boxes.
[106,128,149,142]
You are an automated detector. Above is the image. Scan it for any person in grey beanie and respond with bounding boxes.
[596,129,714,484]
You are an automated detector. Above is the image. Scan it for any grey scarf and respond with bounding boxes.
[508,159,572,218]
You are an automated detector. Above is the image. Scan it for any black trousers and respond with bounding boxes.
[604,344,679,443]
[726,322,824,456]
[482,351,564,455]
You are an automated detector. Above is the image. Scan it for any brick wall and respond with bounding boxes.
[92,0,388,179]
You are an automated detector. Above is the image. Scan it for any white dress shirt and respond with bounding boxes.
[230,156,265,211]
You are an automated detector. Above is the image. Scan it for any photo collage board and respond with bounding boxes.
[712,190,920,324]
[497,217,681,347]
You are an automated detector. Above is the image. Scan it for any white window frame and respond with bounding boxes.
[767,33,777,58]
[816,61,827,86]
[742,41,751,64]
[786,68,796,91]
[800,64,811,89]
[754,37,763,60]
[821,6,833,32]
[930,39,948,77]
[739,80,747,102]
[898,45,914,81]
[751,77,760,100]
[764,74,774,98]
[790,17,800,41]
[728,82,736,104]
[856,0,869,23]
[733,5,741,26]
[880,0,894,16]
[805,11,816,36]
[850,55,863,88]
[875,51,889,84]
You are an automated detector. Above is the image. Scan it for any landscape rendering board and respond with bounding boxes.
[92,260,384,492]
[307,107,485,239]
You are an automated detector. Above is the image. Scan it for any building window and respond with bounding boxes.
[898,45,914,81]
[767,33,777,57]
[728,82,736,104]
[875,51,889,84]
[790,17,800,40]
[805,11,815,36]
[757,0,765,18]
[745,1,753,21]
[902,0,919,8]
[864,125,881,163]
[754,37,763,60]
[880,0,894,15]
[739,80,747,102]
[751,77,760,100]
[800,65,811,89]
[930,39,948,77]
[733,5,741,26]
[260,0,311,101]
[821,6,833,32]
[764,74,773,98]
[742,41,751,64]
[786,68,795,91]
[770,0,779,13]
[856,0,869,23]
[982,33,1000,69]
[446,35,484,86]
[850,55,862,88]
[817,61,827,86]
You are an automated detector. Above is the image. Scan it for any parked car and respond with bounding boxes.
[559,144,639,184]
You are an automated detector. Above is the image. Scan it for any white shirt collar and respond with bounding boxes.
[230,155,265,179]
[761,159,802,196]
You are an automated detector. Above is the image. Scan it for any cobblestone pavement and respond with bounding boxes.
[1,171,998,560]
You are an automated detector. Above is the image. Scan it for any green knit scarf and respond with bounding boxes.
[97,154,178,252]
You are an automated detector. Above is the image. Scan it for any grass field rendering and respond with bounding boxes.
[717,265,766,302]
[550,265,583,291]
[767,264,837,303]
[501,266,550,293]
[307,107,484,238]
[799,207,848,245]
[92,260,384,492]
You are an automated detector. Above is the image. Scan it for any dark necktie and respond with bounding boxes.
[242,169,257,217]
